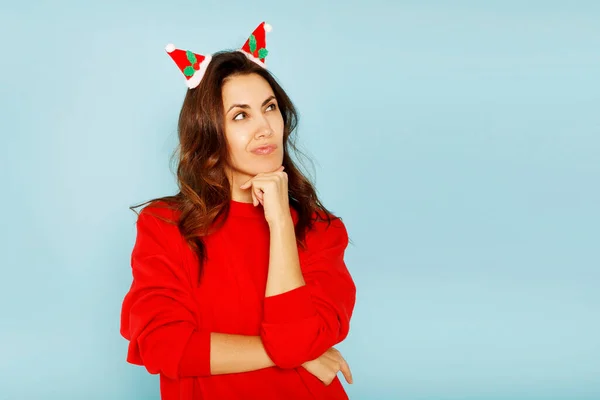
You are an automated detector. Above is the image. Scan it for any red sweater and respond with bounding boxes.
[120,199,357,399]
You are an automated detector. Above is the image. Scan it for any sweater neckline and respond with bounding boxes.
[228,199,266,219]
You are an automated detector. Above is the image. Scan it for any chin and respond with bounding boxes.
[231,157,283,178]
[251,157,283,172]
[253,164,280,174]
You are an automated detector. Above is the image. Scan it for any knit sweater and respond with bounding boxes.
[120,199,356,399]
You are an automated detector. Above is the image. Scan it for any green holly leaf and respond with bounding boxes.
[186,50,197,65]
[183,66,195,77]
[249,34,257,54]
[258,47,268,59]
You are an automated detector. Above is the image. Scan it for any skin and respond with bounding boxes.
[221,72,285,204]
[209,73,353,385]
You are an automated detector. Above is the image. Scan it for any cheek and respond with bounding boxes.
[225,131,246,160]
[229,139,247,157]
[271,113,285,134]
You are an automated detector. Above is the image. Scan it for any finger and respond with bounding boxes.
[253,187,263,206]
[339,357,353,384]
[322,348,340,361]
[253,184,263,201]
[247,182,260,207]
[258,190,264,205]
[240,179,252,189]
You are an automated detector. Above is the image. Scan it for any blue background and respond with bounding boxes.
[1,0,599,399]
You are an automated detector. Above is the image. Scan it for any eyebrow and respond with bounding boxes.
[226,95,276,115]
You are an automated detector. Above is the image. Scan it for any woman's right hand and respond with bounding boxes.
[301,347,353,386]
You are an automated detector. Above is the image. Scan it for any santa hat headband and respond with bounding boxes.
[165,21,273,89]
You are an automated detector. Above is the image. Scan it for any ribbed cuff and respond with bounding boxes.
[263,285,317,324]
[178,330,212,377]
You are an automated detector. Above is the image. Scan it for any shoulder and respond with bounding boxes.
[134,201,183,245]
[311,208,346,231]
[296,209,349,266]
[132,201,186,259]
[137,200,181,226]
[305,209,348,247]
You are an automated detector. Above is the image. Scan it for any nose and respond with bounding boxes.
[255,114,274,139]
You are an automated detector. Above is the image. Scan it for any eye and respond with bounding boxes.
[266,103,277,111]
[233,112,246,121]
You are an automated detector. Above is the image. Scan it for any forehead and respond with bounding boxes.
[222,73,274,106]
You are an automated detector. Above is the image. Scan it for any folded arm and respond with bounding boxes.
[260,213,357,368]
[120,208,276,379]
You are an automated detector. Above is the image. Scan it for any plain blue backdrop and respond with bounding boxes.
[1,1,599,399]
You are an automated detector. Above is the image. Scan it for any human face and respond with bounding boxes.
[222,73,284,199]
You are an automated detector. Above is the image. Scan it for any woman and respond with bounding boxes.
[120,22,357,400]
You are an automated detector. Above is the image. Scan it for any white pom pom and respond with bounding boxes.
[165,43,176,53]
[264,23,272,33]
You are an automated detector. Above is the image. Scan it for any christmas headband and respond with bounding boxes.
[165,21,272,89]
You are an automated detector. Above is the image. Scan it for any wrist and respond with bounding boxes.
[268,213,294,229]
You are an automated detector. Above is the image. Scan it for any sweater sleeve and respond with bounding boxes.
[119,208,212,379]
[259,215,357,368]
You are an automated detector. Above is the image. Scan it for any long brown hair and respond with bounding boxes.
[130,50,345,284]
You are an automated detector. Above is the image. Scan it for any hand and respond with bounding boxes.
[301,347,353,386]
[239,165,291,225]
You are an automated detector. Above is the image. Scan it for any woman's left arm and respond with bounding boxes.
[260,214,357,369]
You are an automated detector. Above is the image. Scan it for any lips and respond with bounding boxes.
[251,144,277,155]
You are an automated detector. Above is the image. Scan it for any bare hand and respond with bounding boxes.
[239,165,291,225]
[301,347,353,386]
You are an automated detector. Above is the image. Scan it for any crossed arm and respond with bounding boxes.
[120,209,355,379]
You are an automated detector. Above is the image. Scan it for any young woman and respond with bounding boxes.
[120,23,357,400]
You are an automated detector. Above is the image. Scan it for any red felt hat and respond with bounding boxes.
[165,21,272,89]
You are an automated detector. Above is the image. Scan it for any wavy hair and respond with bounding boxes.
[130,50,345,284]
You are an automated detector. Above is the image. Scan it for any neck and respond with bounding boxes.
[226,166,255,203]
[230,177,254,203]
